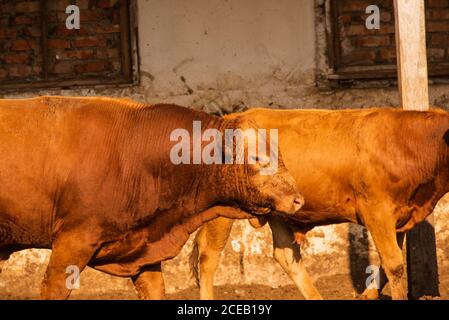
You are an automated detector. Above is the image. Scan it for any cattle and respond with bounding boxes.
[0,97,303,299]
[156,107,449,300]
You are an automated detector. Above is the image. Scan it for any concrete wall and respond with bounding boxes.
[1,0,449,299]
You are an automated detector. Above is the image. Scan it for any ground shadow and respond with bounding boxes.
[348,223,370,294]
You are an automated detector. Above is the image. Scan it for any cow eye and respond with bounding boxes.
[249,155,259,163]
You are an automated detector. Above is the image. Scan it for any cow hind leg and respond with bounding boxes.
[360,232,405,300]
[194,217,234,300]
[132,263,165,300]
[41,225,101,300]
[360,202,407,300]
[268,216,322,300]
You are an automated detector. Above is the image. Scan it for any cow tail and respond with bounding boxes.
[189,232,201,288]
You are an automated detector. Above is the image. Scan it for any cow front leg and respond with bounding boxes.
[268,216,322,300]
[361,232,405,300]
[132,263,165,300]
[195,217,234,300]
[361,203,406,300]
[41,226,101,300]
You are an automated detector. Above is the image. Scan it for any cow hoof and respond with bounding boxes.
[360,288,379,300]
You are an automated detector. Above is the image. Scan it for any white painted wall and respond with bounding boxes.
[138,0,316,94]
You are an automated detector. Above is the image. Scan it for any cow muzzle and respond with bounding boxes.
[274,194,305,215]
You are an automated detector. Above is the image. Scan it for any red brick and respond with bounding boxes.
[0,68,7,80]
[11,39,33,51]
[341,0,374,12]
[47,0,70,11]
[341,50,376,66]
[0,40,8,51]
[46,12,58,23]
[95,25,120,34]
[13,15,37,25]
[53,24,90,36]
[427,21,449,32]
[0,3,14,14]
[26,27,42,37]
[380,12,392,22]
[355,35,390,47]
[427,9,449,20]
[32,66,42,74]
[52,61,73,74]
[428,48,446,61]
[428,0,448,8]
[97,0,112,9]
[57,49,95,60]
[8,65,32,77]
[345,25,366,36]
[15,1,40,13]
[48,39,71,49]
[80,11,106,22]
[379,47,396,61]
[431,34,449,46]
[339,15,352,25]
[74,60,109,73]
[2,53,31,64]
[376,25,396,34]
[76,0,89,10]
[97,48,119,59]
[0,29,17,38]
[74,36,107,47]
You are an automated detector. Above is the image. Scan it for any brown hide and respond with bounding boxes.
[229,107,449,232]
[192,107,449,300]
[0,96,301,280]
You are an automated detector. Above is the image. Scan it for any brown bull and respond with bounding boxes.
[136,107,449,300]
[0,97,303,299]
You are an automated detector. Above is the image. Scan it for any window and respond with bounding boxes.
[326,0,449,80]
[0,0,135,90]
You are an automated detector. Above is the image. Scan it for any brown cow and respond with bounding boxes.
[0,97,303,299]
[177,107,449,300]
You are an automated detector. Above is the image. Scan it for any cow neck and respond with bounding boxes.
[210,117,253,208]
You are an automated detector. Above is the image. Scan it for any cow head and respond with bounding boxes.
[217,118,304,216]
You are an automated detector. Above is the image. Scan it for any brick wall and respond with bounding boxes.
[335,0,449,69]
[0,0,127,85]
[0,0,43,81]
[47,0,123,81]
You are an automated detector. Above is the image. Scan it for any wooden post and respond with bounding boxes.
[394,0,429,110]
[393,0,439,299]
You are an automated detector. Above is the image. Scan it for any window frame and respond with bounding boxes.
[0,0,139,91]
[324,0,449,81]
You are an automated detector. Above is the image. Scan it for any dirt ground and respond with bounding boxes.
[2,273,448,300]
[9,274,441,300]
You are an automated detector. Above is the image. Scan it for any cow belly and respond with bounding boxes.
[90,206,230,277]
[289,209,356,228]
[90,224,192,277]
[0,217,50,249]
